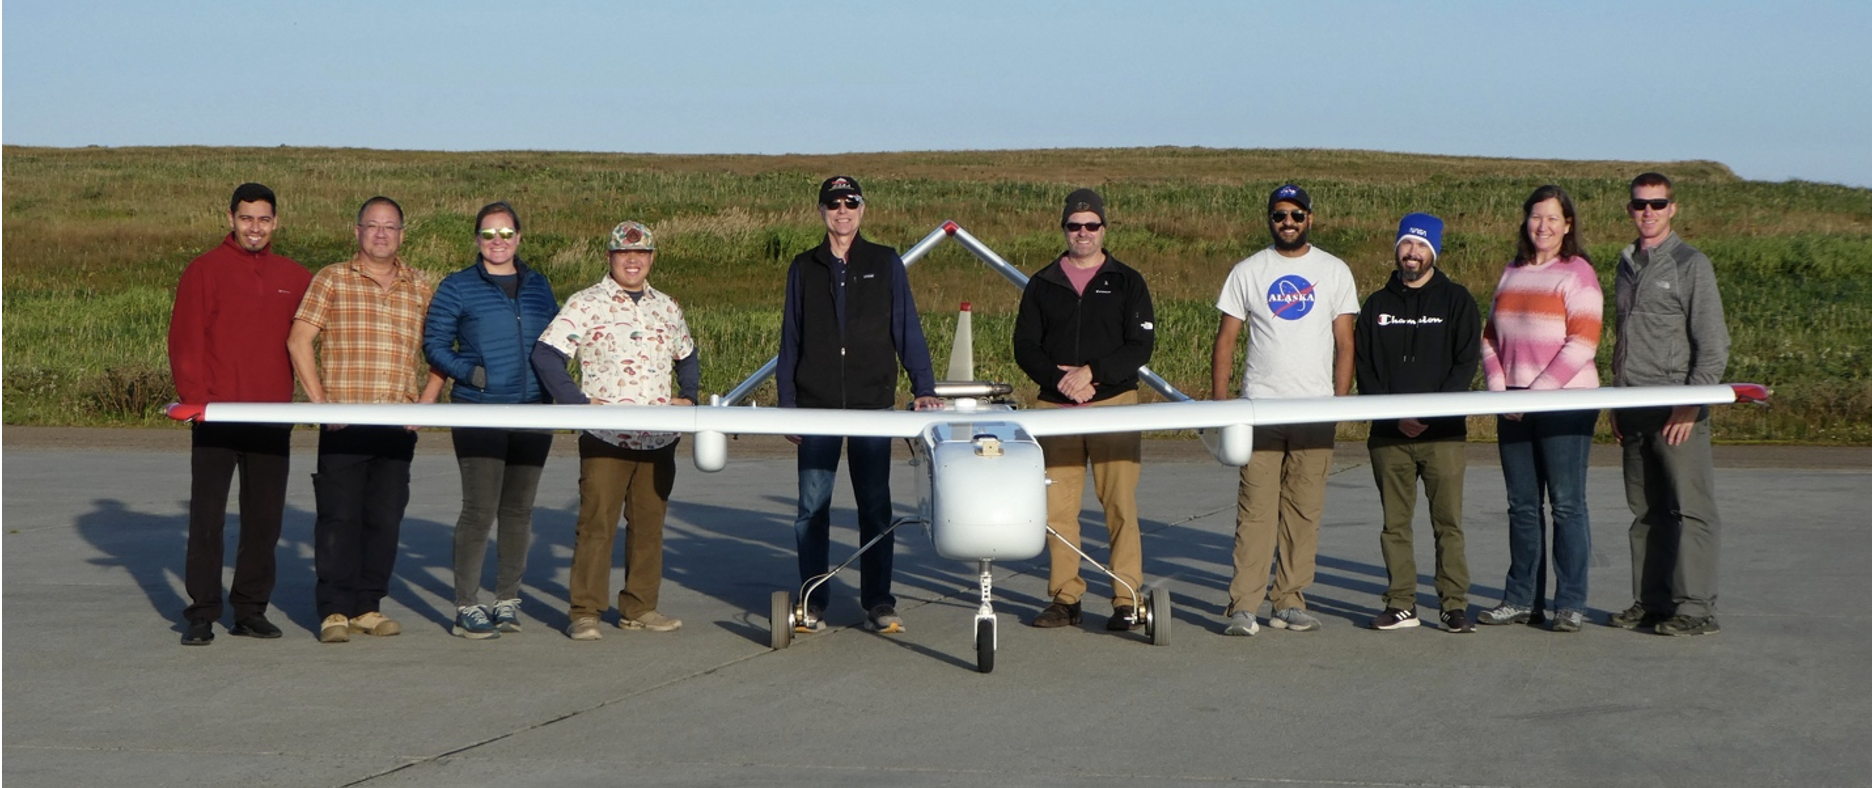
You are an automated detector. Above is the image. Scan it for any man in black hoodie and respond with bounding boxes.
[1353,213,1482,633]
[1013,188,1156,631]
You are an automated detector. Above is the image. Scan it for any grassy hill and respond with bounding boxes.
[4,145,1868,442]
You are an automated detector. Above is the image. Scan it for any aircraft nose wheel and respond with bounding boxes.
[975,618,996,673]
[770,590,794,650]
[1144,587,1172,647]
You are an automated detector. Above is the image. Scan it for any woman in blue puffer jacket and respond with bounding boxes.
[422,200,560,639]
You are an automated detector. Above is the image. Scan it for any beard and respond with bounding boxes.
[1398,259,1431,283]
[1273,226,1310,252]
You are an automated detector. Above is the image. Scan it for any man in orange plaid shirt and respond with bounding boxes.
[288,196,443,644]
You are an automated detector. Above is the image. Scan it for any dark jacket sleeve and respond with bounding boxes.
[1353,293,1380,395]
[675,350,700,403]
[1442,287,1483,393]
[1011,278,1063,392]
[776,259,803,408]
[888,256,937,399]
[1088,271,1154,385]
[531,342,588,405]
[422,276,478,384]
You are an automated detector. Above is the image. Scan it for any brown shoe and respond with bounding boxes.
[319,614,351,644]
[1030,601,1082,628]
[349,611,401,637]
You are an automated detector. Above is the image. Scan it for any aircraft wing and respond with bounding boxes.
[171,384,1760,437]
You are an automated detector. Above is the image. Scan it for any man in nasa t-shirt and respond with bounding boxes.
[1209,184,1360,636]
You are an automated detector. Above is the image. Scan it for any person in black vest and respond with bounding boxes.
[1353,213,1482,633]
[776,175,940,633]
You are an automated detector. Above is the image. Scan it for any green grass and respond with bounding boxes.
[5,145,1870,443]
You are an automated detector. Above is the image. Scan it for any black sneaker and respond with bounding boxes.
[1030,601,1082,628]
[1370,607,1420,631]
[1607,603,1670,630]
[180,620,215,646]
[1106,605,1141,631]
[230,614,283,639]
[1655,614,1720,636]
[1439,609,1476,633]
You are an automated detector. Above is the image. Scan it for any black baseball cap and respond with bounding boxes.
[819,175,863,205]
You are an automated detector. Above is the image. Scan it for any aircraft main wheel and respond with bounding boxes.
[770,590,793,650]
[975,618,996,674]
[1148,587,1172,647]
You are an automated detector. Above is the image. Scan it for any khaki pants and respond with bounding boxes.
[1228,422,1335,615]
[569,433,676,621]
[1037,391,1143,608]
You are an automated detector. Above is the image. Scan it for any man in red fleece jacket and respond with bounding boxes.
[168,182,311,646]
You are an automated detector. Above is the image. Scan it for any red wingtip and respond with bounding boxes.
[942,220,959,234]
[1730,383,1772,405]
[167,403,206,422]
[959,302,971,311]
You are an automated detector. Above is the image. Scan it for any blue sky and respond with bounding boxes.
[5,1,1868,187]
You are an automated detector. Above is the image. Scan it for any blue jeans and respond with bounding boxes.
[795,434,896,613]
[1496,409,1597,614]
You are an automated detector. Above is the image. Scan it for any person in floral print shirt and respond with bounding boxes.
[532,221,700,642]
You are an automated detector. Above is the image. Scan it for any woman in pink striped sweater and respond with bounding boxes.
[1476,185,1603,633]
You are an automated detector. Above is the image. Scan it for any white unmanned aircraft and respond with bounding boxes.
[167,221,1768,673]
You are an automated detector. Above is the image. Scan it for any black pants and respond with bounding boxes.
[313,425,417,620]
[185,422,293,624]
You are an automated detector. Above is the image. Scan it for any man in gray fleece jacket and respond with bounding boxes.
[1609,172,1731,637]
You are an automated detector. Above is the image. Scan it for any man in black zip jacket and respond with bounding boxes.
[776,175,940,634]
[1353,213,1482,633]
[1013,188,1156,632]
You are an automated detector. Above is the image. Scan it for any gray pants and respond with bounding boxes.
[1617,409,1722,618]
[451,427,553,608]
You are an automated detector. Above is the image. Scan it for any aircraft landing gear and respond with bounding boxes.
[1045,526,1172,647]
[974,559,997,673]
[769,590,794,650]
[976,618,996,674]
[1145,587,1172,646]
[768,518,913,651]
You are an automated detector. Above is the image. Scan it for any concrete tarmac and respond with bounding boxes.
[4,434,1870,787]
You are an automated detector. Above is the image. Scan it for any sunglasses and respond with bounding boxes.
[1270,210,1309,223]
[1064,221,1105,232]
[1628,198,1672,212]
[822,197,863,210]
[477,227,518,241]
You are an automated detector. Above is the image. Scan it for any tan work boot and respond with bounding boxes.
[349,611,401,637]
[319,614,351,644]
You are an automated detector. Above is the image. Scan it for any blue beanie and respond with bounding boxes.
[1395,213,1444,259]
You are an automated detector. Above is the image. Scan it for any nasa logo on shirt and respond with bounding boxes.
[1265,274,1319,321]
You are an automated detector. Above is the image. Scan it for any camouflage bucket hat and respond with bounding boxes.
[608,221,655,252]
